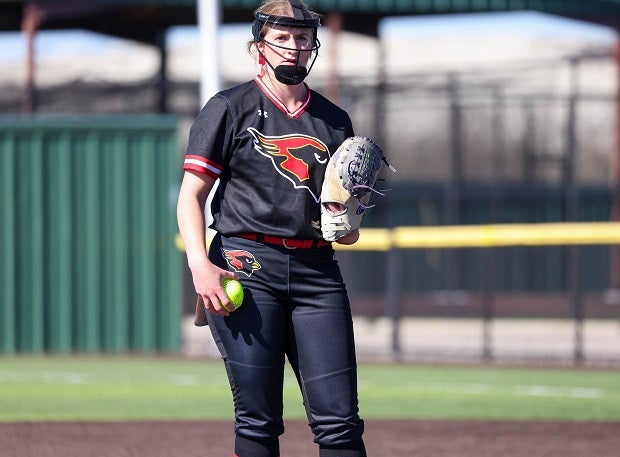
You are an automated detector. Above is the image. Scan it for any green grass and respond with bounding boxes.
[356,364,620,421]
[1,356,619,422]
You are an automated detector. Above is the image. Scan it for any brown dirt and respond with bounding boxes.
[1,419,620,457]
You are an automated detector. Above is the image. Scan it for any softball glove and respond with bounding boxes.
[320,136,395,242]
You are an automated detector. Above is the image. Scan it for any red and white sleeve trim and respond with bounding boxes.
[183,155,223,179]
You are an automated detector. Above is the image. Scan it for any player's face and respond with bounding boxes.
[260,25,314,67]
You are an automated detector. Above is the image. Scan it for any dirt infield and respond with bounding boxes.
[2,419,620,457]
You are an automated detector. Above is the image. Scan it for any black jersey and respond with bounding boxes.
[184,77,354,240]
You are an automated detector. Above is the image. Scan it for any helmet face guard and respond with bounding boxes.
[252,0,322,85]
[252,0,321,43]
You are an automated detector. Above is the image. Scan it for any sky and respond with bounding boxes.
[0,11,615,64]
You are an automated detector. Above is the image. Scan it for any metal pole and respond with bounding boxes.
[198,0,222,109]
[197,0,222,232]
[482,248,494,362]
[447,73,462,228]
[481,87,506,363]
[386,247,402,361]
[566,56,584,365]
[444,74,462,294]
[21,4,41,113]
[521,100,536,183]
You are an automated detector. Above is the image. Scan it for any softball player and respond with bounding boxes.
[177,1,366,456]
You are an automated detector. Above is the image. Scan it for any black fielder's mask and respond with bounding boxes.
[252,0,321,85]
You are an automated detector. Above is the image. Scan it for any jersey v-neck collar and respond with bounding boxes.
[254,76,311,119]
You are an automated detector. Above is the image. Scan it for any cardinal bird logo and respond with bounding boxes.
[247,127,329,203]
[221,248,262,277]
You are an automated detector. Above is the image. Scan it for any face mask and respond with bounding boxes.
[273,62,308,85]
[257,38,320,86]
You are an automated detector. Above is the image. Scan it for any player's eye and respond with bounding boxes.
[297,37,311,48]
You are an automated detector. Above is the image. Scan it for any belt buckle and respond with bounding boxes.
[281,238,298,250]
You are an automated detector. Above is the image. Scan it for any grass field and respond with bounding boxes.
[1,356,619,422]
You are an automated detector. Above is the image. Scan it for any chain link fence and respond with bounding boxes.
[333,52,620,366]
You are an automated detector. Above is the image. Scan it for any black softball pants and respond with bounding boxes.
[206,234,366,457]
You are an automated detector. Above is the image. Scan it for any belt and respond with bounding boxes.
[237,233,331,249]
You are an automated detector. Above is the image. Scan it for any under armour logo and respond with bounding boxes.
[258,109,269,118]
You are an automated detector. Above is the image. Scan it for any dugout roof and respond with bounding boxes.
[2,0,620,41]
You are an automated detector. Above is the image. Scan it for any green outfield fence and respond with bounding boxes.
[0,115,183,354]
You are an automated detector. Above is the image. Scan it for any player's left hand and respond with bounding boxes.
[335,229,359,245]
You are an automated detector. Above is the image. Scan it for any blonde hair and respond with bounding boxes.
[247,0,319,55]
[256,0,296,17]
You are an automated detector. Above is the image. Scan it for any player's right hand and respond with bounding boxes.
[192,261,236,316]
